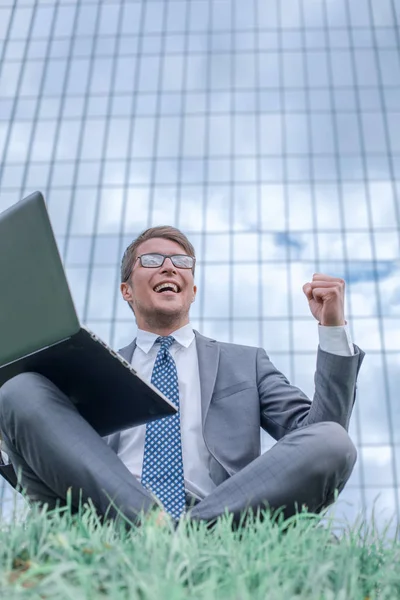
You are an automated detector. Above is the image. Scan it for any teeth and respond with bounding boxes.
[154,282,178,293]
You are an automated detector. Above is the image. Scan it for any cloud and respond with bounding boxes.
[274,232,305,257]
[346,261,396,284]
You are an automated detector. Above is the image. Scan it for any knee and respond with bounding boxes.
[0,372,50,420]
[312,422,357,479]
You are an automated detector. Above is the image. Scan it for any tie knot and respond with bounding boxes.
[155,335,175,350]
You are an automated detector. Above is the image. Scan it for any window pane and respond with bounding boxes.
[307,52,329,86]
[206,187,230,231]
[150,187,177,225]
[331,50,354,86]
[162,55,184,92]
[66,236,92,266]
[0,8,13,39]
[263,320,291,352]
[261,264,289,317]
[52,162,75,187]
[106,118,130,160]
[349,0,371,26]
[80,119,106,160]
[43,59,68,95]
[189,1,209,32]
[203,265,230,318]
[379,50,400,86]
[65,267,88,317]
[355,50,378,86]
[234,115,256,154]
[6,121,34,163]
[47,190,73,237]
[257,0,278,27]
[288,185,314,230]
[233,320,260,346]
[76,4,99,36]
[176,187,205,232]
[205,233,230,263]
[261,185,285,231]
[66,59,91,95]
[283,52,305,87]
[10,7,34,39]
[335,114,361,154]
[183,116,205,157]
[138,57,160,92]
[235,55,256,89]
[31,5,55,38]
[362,446,394,486]
[280,0,301,27]
[260,114,283,154]
[54,4,77,37]
[234,186,258,229]
[293,320,319,352]
[287,114,310,154]
[121,3,143,35]
[208,115,231,156]
[388,113,400,152]
[70,189,98,235]
[86,321,112,346]
[143,1,165,33]
[258,52,279,88]
[98,3,120,36]
[87,267,118,319]
[97,188,124,234]
[1,62,23,97]
[90,58,113,94]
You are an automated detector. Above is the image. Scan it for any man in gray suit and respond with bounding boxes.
[0,226,364,526]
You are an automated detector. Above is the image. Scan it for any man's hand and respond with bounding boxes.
[302,274,346,326]
[145,508,173,529]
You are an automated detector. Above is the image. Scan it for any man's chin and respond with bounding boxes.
[153,299,181,313]
[141,305,188,328]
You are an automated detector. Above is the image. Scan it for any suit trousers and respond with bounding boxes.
[0,372,357,525]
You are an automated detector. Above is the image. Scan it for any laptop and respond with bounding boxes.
[0,191,177,437]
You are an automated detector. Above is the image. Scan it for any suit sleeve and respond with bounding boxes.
[257,345,365,440]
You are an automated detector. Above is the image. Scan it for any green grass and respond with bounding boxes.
[0,500,399,600]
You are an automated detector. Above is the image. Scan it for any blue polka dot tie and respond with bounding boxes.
[141,336,185,520]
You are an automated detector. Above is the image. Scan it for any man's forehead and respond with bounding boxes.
[137,238,186,254]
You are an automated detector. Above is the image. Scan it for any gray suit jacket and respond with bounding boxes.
[105,331,365,487]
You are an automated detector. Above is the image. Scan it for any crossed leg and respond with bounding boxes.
[0,373,157,523]
[188,421,357,524]
[0,373,356,526]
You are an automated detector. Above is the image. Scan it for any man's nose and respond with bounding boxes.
[161,257,177,272]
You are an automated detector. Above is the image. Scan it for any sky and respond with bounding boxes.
[1,0,400,526]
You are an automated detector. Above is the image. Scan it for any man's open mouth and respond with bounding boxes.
[153,282,180,293]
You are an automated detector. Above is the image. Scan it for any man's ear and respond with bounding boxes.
[120,281,132,303]
[191,285,197,303]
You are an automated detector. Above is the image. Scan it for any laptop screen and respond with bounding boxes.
[0,192,80,366]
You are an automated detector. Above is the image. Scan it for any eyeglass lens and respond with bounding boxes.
[140,253,193,268]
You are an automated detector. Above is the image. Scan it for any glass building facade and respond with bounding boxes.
[1,0,400,525]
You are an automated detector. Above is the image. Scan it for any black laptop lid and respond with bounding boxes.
[0,191,80,366]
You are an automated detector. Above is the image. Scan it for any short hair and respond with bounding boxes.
[120,225,196,282]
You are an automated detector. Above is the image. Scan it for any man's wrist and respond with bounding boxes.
[319,319,346,327]
[318,323,354,356]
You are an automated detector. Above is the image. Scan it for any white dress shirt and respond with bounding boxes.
[117,323,214,500]
[116,322,354,500]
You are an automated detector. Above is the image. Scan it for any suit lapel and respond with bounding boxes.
[194,330,220,427]
[118,332,220,428]
[118,339,136,363]
[106,339,137,455]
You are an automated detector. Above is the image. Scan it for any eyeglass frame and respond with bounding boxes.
[133,252,196,273]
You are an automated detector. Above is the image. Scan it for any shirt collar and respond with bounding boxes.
[136,323,195,354]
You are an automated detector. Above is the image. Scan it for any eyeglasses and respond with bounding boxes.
[136,253,196,270]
